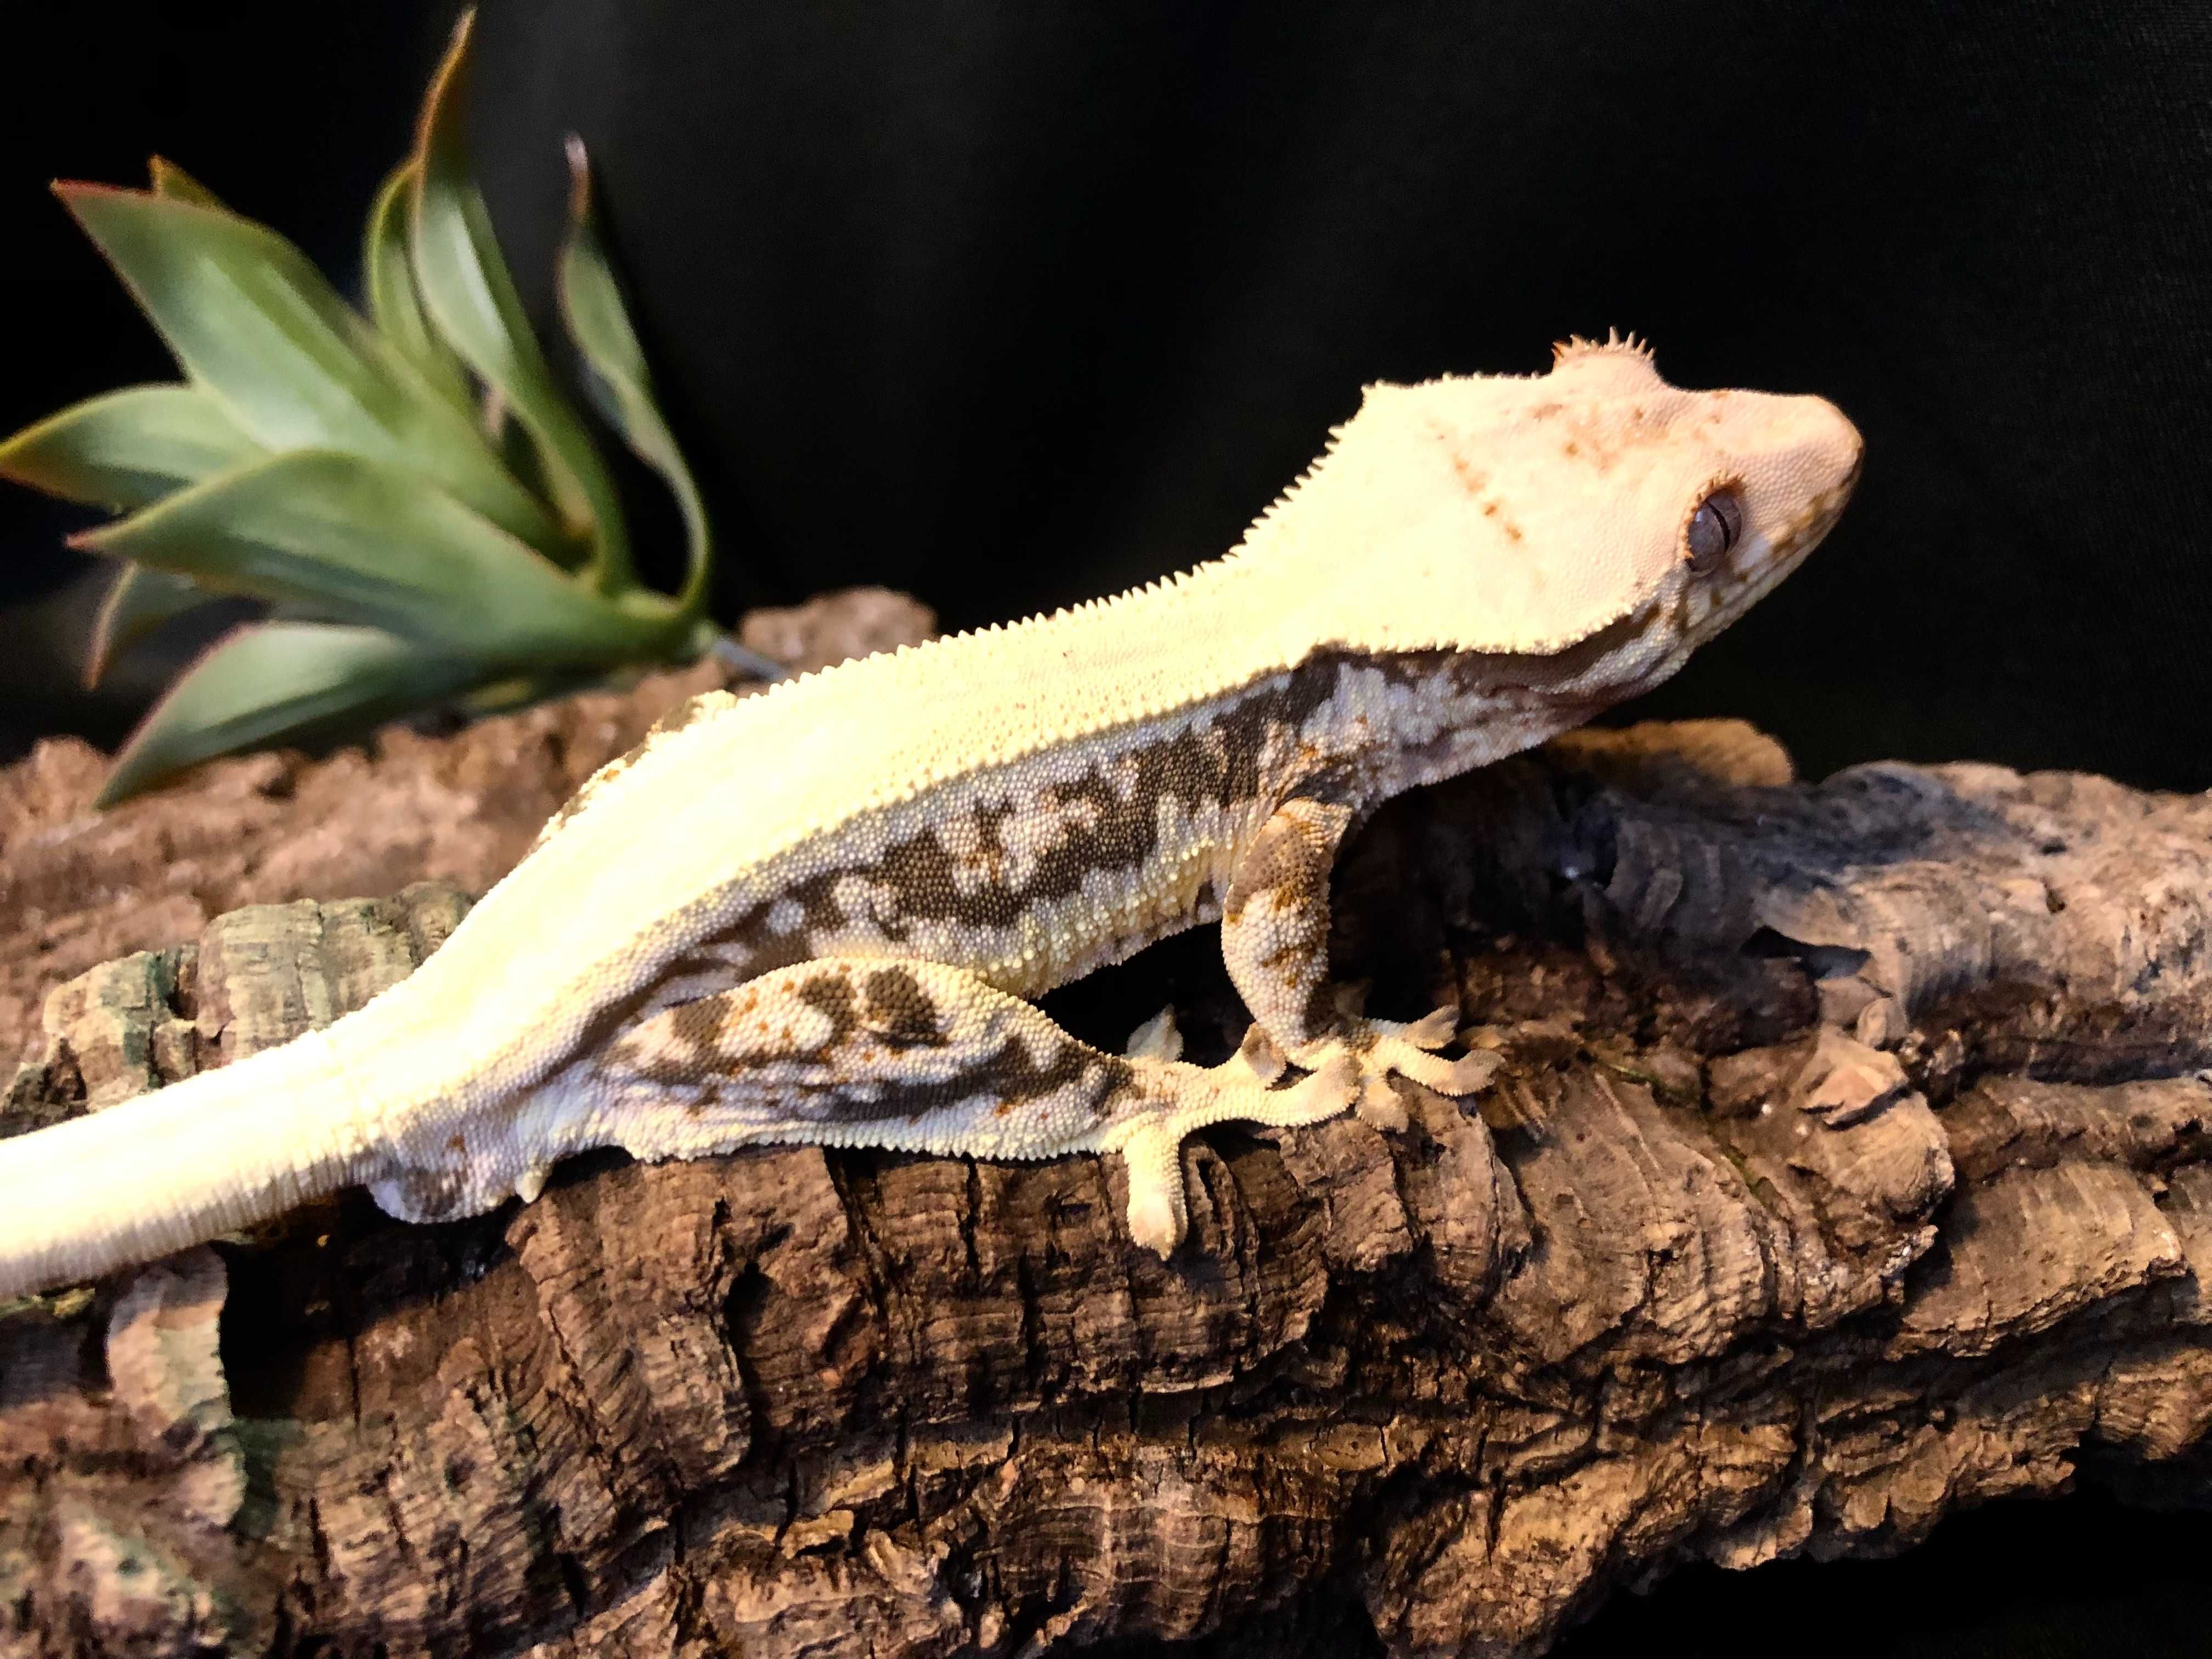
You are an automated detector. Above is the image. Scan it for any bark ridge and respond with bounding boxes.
[2,716,2208,1658]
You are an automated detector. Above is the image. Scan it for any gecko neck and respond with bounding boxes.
[1260,603,1677,810]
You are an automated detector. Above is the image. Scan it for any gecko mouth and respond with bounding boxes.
[1460,600,1674,707]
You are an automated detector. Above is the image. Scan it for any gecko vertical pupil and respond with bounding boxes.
[1685,489,1744,572]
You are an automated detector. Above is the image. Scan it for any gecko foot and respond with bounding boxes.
[1287,1008,1501,1132]
[1105,1050,1361,1256]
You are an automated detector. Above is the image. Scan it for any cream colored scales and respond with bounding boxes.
[0,338,1862,1297]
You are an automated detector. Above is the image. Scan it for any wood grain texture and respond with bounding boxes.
[2,713,2207,1658]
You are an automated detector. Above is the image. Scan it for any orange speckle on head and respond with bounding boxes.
[1442,447,1487,492]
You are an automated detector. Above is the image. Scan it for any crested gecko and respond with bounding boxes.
[0,336,1861,1299]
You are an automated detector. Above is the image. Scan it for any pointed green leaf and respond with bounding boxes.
[557,138,712,617]
[364,161,476,413]
[97,620,488,806]
[148,156,224,210]
[86,564,212,687]
[54,181,566,553]
[409,14,629,586]
[74,449,665,666]
[0,384,264,511]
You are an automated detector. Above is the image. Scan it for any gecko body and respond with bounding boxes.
[0,338,1861,1296]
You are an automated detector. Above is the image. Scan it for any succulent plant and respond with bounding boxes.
[0,12,765,806]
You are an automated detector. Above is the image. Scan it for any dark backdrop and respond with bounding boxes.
[4,4,2211,1654]
[460,0,2212,792]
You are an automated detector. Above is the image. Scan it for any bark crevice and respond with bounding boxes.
[1,695,2208,1658]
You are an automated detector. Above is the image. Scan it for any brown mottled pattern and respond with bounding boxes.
[976,1035,1130,1116]
[643,639,1632,1022]
[594,996,738,1093]
[1222,809,1333,927]
[859,965,950,1048]
[1222,800,1348,1046]
[792,1030,1128,1127]
[568,636,1641,1074]
[611,958,1138,1130]
[716,657,1344,973]
[792,972,860,1053]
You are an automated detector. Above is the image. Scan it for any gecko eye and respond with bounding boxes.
[1684,489,1744,573]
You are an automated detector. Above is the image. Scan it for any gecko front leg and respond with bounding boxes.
[1221,795,1497,1131]
[505,956,1358,1256]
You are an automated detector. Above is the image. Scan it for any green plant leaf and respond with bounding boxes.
[409,13,630,588]
[97,620,488,806]
[557,137,712,617]
[74,449,668,666]
[147,156,224,209]
[363,161,477,414]
[86,564,212,687]
[459,665,606,715]
[54,181,567,552]
[476,384,560,545]
[0,385,264,511]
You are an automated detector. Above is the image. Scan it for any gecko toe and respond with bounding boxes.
[1368,1036,1500,1097]
[1399,1006,1462,1050]
[1124,1005,1184,1062]
[1237,1023,1289,1084]
[1356,1074,1409,1131]
[1115,1120,1189,1257]
[1279,1021,1501,1121]
[1281,1052,1360,1122]
[1443,1049,1503,1094]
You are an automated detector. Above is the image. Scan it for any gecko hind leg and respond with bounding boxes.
[543,956,1359,1256]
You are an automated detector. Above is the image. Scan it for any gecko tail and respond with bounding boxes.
[0,1026,371,1301]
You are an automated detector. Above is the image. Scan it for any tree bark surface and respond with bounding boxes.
[2,704,2208,1659]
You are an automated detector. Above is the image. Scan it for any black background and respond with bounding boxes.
[4,3,2211,1654]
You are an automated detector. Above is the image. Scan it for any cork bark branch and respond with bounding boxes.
[2,664,2208,1657]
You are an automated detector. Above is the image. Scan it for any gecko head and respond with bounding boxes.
[1266,333,1863,706]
